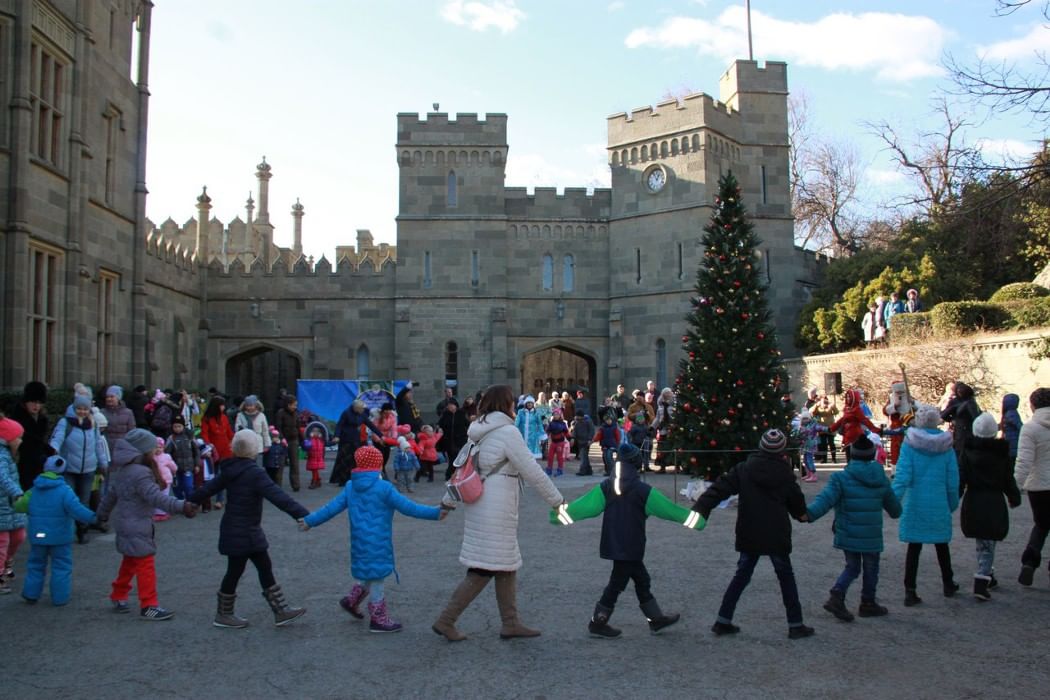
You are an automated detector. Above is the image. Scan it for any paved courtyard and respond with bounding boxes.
[5,457,1049,699]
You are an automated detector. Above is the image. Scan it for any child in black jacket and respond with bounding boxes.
[552,442,705,637]
[692,429,814,639]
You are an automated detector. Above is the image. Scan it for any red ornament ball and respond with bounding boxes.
[733,280,742,288]
[709,439,718,447]
[689,456,699,465]
[735,379,745,387]
[756,332,765,340]
[741,312,750,320]
[683,403,692,413]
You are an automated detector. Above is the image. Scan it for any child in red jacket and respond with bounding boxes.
[414,425,442,483]
[305,426,327,489]
[830,388,882,461]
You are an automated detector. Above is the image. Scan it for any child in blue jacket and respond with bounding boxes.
[14,456,97,605]
[806,436,901,621]
[300,446,446,633]
[551,442,705,637]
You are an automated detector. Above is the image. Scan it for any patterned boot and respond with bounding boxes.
[368,599,403,633]
[339,583,368,620]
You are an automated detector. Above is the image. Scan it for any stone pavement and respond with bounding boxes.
[5,459,1049,700]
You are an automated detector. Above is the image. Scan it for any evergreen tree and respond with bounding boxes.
[669,173,795,477]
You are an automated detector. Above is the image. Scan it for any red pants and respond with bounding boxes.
[547,441,566,470]
[110,554,158,608]
[0,528,26,571]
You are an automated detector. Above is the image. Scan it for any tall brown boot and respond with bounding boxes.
[495,571,540,639]
[432,571,490,642]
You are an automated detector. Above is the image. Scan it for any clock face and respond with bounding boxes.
[646,167,666,193]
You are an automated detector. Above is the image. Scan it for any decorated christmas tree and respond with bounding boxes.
[669,172,795,478]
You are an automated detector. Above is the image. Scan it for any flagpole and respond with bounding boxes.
[745,0,753,60]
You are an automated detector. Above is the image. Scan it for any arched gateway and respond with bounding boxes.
[224,344,301,415]
[519,343,597,412]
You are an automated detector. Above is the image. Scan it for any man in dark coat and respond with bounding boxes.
[941,381,982,459]
[331,401,383,486]
[395,384,422,433]
[189,429,309,627]
[435,387,459,419]
[274,396,301,492]
[692,429,813,639]
[11,381,52,491]
[438,402,469,481]
[126,385,150,429]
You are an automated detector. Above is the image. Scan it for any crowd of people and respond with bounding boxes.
[861,289,923,345]
[1,375,1048,642]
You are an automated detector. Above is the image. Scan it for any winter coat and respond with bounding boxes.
[305,469,439,580]
[235,410,272,451]
[692,452,807,554]
[652,401,674,436]
[554,457,703,560]
[393,449,420,473]
[335,408,382,450]
[438,409,469,455]
[11,403,51,491]
[274,407,300,444]
[892,427,959,544]
[793,422,827,454]
[546,419,569,444]
[100,405,136,456]
[570,416,595,445]
[960,437,1021,541]
[49,416,108,474]
[201,414,235,462]
[448,412,563,571]
[861,309,882,342]
[1015,406,1050,492]
[165,432,199,474]
[376,412,398,443]
[941,387,981,457]
[595,423,622,449]
[15,472,95,544]
[97,440,185,557]
[627,423,650,448]
[806,460,901,553]
[305,438,327,471]
[395,387,422,433]
[126,391,149,429]
[829,390,881,447]
[189,457,307,557]
[149,399,179,436]
[883,299,905,328]
[0,445,27,531]
[1000,394,1023,457]
[416,431,442,462]
[514,409,544,457]
[626,399,655,424]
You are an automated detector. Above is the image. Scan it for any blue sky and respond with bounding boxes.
[145,0,1050,258]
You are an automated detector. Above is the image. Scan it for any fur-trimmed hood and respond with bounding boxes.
[904,427,953,454]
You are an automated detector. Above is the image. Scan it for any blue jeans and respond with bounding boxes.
[833,550,880,601]
[601,448,616,475]
[803,452,816,475]
[717,552,804,627]
[22,544,73,605]
[173,472,195,500]
[976,539,996,577]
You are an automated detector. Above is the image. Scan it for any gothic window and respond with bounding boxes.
[445,341,458,388]
[447,170,457,207]
[760,165,768,204]
[635,248,642,284]
[357,344,370,380]
[656,339,667,389]
[542,254,553,292]
[423,250,432,289]
[562,254,575,293]
[29,41,67,165]
[677,242,684,280]
[0,22,8,142]
[97,270,118,382]
[103,106,122,205]
[130,9,143,81]
[27,243,61,384]
[641,145,648,161]
[471,250,479,287]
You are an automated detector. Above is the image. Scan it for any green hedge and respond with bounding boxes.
[989,282,1050,302]
[890,311,932,341]
[1005,297,1050,329]
[931,302,1012,334]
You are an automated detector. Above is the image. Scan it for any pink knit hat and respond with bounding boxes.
[0,418,25,443]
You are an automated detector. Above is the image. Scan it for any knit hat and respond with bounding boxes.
[397,436,410,451]
[381,402,394,412]
[354,446,384,472]
[106,385,124,400]
[22,381,47,403]
[912,402,941,430]
[850,436,877,461]
[73,394,92,410]
[799,410,813,424]
[125,428,159,455]
[0,418,25,443]
[44,455,67,474]
[243,395,260,408]
[153,389,166,402]
[156,437,166,449]
[232,429,262,458]
[972,412,998,439]
[172,414,186,426]
[397,424,411,436]
[617,442,641,466]
[759,429,787,454]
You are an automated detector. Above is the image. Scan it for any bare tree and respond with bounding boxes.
[866,98,986,219]
[789,93,866,254]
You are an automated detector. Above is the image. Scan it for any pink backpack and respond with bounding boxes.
[446,437,505,504]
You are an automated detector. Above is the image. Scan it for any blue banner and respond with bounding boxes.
[296,380,411,423]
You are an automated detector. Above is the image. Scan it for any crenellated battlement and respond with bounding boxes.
[397,112,508,148]
[504,186,612,220]
[607,91,738,149]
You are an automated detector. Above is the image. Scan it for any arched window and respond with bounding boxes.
[562,254,575,293]
[447,170,457,207]
[356,344,370,380]
[542,254,553,292]
[445,341,458,389]
[655,339,667,389]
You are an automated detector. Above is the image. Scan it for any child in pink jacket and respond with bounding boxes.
[414,425,442,483]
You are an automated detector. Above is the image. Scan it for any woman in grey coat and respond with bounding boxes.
[97,429,197,620]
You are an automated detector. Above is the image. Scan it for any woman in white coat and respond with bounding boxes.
[433,385,564,642]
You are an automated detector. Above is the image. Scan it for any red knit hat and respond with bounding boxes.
[0,417,25,443]
[396,424,411,436]
[354,446,384,472]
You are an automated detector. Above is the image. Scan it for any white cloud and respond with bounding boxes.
[625,7,948,81]
[440,1,524,34]
[976,137,1041,162]
[978,23,1050,62]
[866,168,907,186]
[506,152,611,191]
[607,1,625,13]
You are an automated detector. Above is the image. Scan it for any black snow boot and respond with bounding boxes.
[588,603,621,639]
[640,598,680,634]
[822,589,854,622]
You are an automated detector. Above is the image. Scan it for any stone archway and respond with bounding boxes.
[520,343,597,415]
[224,345,301,416]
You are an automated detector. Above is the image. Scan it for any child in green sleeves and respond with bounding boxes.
[551,442,705,638]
